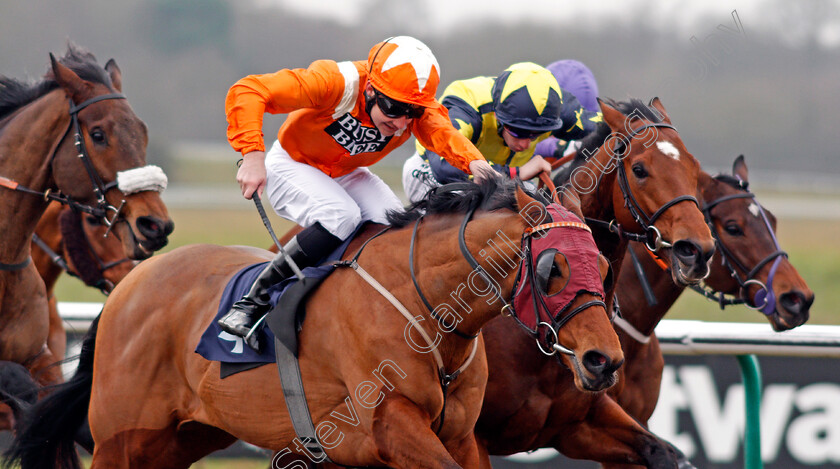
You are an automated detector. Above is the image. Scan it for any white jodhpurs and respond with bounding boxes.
[401,152,441,204]
[264,140,403,240]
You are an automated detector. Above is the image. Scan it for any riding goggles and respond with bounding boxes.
[374,90,425,119]
[504,125,545,140]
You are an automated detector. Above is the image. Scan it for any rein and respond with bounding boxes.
[337,224,479,434]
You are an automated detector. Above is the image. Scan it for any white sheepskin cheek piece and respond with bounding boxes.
[116,165,168,194]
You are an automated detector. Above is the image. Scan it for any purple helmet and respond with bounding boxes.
[546,60,599,112]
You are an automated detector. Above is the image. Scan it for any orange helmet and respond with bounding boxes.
[367,36,440,108]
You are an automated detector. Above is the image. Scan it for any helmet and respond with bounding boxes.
[367,36,440,108]
[546,60,599,112]
[492,62,564,132]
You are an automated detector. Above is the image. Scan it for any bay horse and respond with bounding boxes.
[32,201,135,367]
[0,44,173,389]
[8,180,624,469]
[0,202,134,433]
[471,98,716,467]
[606,155,814,469]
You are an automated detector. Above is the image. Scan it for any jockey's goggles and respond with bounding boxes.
[504,125,545,140]
[374,90,425,119]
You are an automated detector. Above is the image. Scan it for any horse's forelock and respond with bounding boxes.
[712,173,749,191]
[45,43,112,89]
[554,97,664,186]
[0,43,112,121]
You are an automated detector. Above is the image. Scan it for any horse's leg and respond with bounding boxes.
[372,393,463,469]
[550,396,680,469]
[25,344,64,390]
[46,295,67,369]
[90,420,235,469]
[475,438,493,469]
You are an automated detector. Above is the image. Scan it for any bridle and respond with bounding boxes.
[30,208,132,295]
[339,187,605,433]
[1,91,162,271]
[585,123,700,253]
[692,181,787,315]
[61,93,130,230]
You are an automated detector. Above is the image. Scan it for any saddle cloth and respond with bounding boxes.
[194,225,369,377]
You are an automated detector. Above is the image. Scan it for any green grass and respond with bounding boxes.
[55,207,839,324]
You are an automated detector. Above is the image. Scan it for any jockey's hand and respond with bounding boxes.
[469,159,497,184]
[519,155,552,181]
[237,151,266,199]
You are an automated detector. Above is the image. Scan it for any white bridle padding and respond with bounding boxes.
[116,165,168,194]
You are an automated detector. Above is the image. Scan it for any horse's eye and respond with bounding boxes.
[724,222,743,236]
[90,128,107,145]
[631,163,648,179]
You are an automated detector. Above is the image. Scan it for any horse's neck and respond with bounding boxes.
[411,212,523,338]
[620,243,686,338]
[576,159,618,223]
[0,92,67,262]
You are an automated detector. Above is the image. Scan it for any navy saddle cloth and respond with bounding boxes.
[195,230,361,372]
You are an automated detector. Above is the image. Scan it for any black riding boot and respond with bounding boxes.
[217,223,342,351]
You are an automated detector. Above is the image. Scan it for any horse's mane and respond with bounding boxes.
[555,98,664,185]
[712,173,749,191]
[387,178,547,228]
[0,43,112,120]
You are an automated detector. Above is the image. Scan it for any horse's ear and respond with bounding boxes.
[558,185,585,220]
[648,97,672,124]
[105,59,122,92]
[597,98,627,135]
[515,185,548,227]
[50,52,92,102]
[732,154,749,183]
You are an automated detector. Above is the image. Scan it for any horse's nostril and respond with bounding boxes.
[136,217,173,239]
[780,291,811,314]
[673,240,699,263]
[582,351,610,374]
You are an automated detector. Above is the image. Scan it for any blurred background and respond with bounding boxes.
[3,0,837,322]
[2,1,839,467]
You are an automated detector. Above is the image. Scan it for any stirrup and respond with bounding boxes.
[243,313,269,352]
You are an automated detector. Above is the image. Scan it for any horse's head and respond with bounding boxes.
[58,205,137,293]
[507,188,623,392]
[594,97,715,285]
[700,156,814,331]
[46,48,173,260]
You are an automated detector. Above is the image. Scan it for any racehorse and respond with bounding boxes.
[32,201,135,367]
[607,155,815,468]
[8,179,624,469]
[472,98,716,467]
[0,44,172,388]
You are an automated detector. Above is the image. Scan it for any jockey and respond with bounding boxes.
[220,36,494,347]
[533,59,601,160]
[402,61,602,203]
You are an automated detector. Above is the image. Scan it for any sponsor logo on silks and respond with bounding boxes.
[325,113,392,155]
